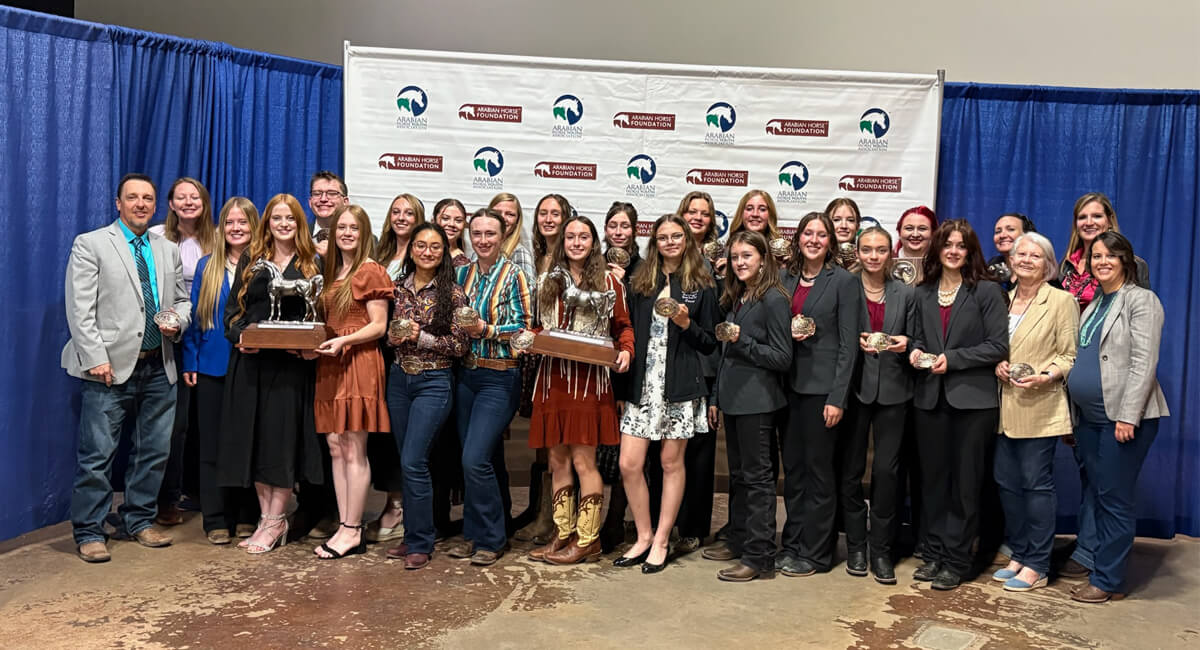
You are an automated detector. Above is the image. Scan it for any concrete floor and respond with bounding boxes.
[2,490,1198,650]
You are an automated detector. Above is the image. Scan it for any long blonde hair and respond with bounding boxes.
[323,205,378,319]
[489,192,525,258]
[1066,192,1122,257]
[631,214,714,296]
[728,190,781,241]
[234,194,320,319]
[162,177,217,254]
[196,197,258,330]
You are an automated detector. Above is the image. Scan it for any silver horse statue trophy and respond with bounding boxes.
[250,258,324,322]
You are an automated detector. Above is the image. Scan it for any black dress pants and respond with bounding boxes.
[195,374,256,532]
[914,397,998,576]
[841,398,907,558]
[724,412,777,572]
[783,392,840,570]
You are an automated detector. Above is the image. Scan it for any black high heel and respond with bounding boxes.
[613,547,650,567]
[316,522,367,560]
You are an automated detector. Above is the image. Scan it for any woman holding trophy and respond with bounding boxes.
[522,216,634,565]
[218,194,325,554]
[826,198,862,270]
[614,214,719,573]
[383,223,470,569]
[776,211,861,578]
[449,208,533,566]
[704,230,792,582]
[311,205,394,559]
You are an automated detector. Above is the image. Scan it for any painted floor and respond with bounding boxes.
[2,492,1197,649]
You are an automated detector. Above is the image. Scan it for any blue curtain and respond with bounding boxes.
[0,6,340,542]
[938,83,1200,538]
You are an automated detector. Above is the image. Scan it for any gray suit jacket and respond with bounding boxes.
[1079,284,1169,426]
[854,277,917,406]
[780,266,861,408]
[714,287,793,416]
[61,221,191,385]
[911,280,1009,410]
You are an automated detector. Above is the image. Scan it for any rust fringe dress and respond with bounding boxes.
[528,271,635,449]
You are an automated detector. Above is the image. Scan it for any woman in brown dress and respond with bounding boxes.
[313,205,393,559]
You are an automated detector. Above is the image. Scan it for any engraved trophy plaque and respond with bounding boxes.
[791,314,816,338]
[891,259,917,285]
[915,352,937,369]
[654,297,681,318]
[769,237,792,260]
[715,322,740,343]
[605,246,631,269]
[867,331,893,353]
[1009,362,1036,381]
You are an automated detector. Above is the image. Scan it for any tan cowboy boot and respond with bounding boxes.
[529,487,575,562]
[546,493,604,565]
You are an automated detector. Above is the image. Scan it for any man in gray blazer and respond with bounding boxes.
[61,173,192,563]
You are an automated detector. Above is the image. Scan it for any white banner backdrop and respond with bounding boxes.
[344,45,942,246]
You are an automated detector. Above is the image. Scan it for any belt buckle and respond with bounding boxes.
[401,359,423,375]
[462,354,478,370]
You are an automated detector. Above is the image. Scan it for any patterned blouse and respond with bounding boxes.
[389,275,469,364]
[456,255,532,360]
[1060,248,1097,309]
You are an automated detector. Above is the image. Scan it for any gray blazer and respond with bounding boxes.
[854,277,917,406]
[714,287,793,416]
[1079,284,1169,426]
[61,221,191,385]
[780,266,861,408]
[911,280,1008,410]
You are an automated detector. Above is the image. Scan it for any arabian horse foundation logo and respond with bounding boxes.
[858,107,890,151]
[705,102,736,144]
[776,161,810,204]
[624,154,657,198]
[395,86,428,129]
[472,147,505,190]
[552,94,584,138]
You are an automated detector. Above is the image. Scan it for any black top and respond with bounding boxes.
[780,265,862,409]
[713,288,793,416]
[618,273,719,404]
[853,277,917,406]
[910,280,1009,410]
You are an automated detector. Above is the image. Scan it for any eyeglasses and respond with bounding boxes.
[412,242,444,253]
[310,190,344,199]
[655,232,686,244]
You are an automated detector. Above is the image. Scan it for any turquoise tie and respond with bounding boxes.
[133,238,161,350]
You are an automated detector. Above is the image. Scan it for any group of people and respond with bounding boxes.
[63,172,1166,605]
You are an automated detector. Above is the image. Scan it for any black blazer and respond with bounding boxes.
[911,280,1009,410]
[854,277,917,406]
[714,287,793,416]
[780,266,861,409]
[619,274,720,404]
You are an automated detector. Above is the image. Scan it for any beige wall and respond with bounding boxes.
[77,0,1199,89]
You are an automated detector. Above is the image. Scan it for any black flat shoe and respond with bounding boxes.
[931,567,961,591]
[913,560,942,581]
[871,556,897,585]
[613,548,650,567]
[642,559,668,574]
[845,550,868,577]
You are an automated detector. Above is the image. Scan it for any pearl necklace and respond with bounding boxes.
[937,282,961,307]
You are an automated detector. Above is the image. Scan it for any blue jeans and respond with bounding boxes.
[1071,417,1159,593]
[388,368,453,555]
[994,435,1058,575]
[455,367,520,552]
[71,358,177,544]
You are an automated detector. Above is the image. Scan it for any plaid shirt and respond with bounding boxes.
[456,255,532,360]
[389,275,469,364]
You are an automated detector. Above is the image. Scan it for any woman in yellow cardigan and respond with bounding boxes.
[992,232,1079,591]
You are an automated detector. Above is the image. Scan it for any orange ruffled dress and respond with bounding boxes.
[528,272,635,448]
[315,261,394,434]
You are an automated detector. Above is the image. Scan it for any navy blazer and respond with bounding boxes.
[619,273,720,405]
[714,287,793,416]
[780,265,861,409]
[182,255,233,377]
[911,280,1009,410]
[854,277,917,406]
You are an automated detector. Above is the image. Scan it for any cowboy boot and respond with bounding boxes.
[529,487,575,562]
[515,474,556,543]
[546,493,604,565]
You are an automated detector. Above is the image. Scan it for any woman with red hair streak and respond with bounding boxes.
[894,206,938,285]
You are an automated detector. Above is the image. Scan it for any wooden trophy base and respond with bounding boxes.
[528,328,619,368]
[240,321,332,350]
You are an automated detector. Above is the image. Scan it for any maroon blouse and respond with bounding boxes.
[791,284,812,315]
[867,298,886,332]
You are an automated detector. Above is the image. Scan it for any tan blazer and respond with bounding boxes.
[998,283,1078,438]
